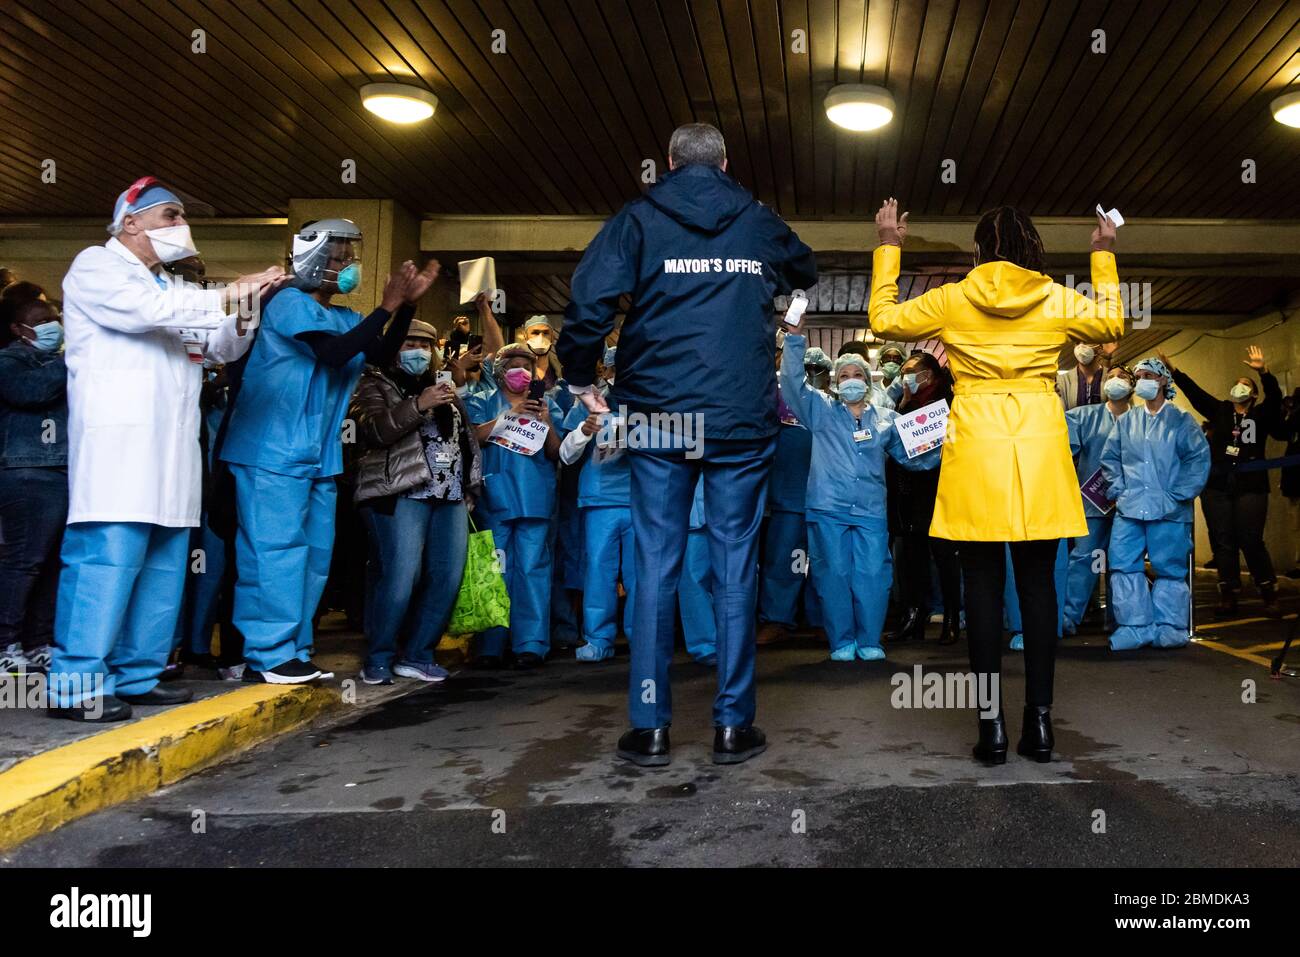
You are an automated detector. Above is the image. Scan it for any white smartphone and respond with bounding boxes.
[783,293,809,327]
[435,371,454,388]
[1096,204,1124,228]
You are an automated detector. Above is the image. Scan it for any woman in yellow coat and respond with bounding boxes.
[869,201,1124,766]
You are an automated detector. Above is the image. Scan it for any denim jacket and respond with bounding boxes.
[0,342,69,468]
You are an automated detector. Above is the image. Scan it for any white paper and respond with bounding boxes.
[487,411,548,456]
[1095,204,1124,228]
[894,398,950,458]
[458,257,497,305]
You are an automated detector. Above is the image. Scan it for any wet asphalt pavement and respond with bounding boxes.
[6,616,1299,868]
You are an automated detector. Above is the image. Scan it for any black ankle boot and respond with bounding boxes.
[937,612,961,645]
[886,607,923,643]
[1017,705,1054,763]
[973,707,1007,765]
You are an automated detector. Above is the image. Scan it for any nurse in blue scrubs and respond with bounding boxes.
[757,344,828,645]
[1061,366,1136,633]
[220,219,439,684]
[466,343,566,669]
[779,325,940,661]
[1101,357,1210,650]
[560,347,633,662]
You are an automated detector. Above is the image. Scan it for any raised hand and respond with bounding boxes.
[381,264,414,312]
[404,259,442,303]
[1244,345,1267,372]
[1091,211,1116,252]
[875,197,909,247]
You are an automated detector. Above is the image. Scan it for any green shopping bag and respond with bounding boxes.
[446,515,511,636]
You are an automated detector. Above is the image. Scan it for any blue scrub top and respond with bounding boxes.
[1099,402,1210,523]
[219,287,365,479]
[562,402,631,508]
[780,334,938,526]
[1066,402,1125,518]
[467,388,566,522]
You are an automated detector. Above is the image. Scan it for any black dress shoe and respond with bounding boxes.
[937,612,962,646]
[117,685,195,706]
[1016,705,1054,763]
[712,725,767,765]
[616,727,670,767]
[513,652,545,670]
[973,711,1008,765]
[470,654,502,670]
[885,607,924,643]
[48,695,133,723]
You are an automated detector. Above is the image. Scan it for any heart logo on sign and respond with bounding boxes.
[915,414,927,424]
[518,417,531,425]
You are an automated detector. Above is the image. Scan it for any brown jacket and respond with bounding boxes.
[349,366,482,506]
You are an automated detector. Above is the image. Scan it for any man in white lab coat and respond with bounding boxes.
[48,178,283,721]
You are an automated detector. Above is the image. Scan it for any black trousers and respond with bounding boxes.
[959,539,1059,708]
[1200,488,1275,590]
[898,532,962,616]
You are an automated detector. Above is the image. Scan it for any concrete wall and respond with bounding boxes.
[1154,311,1299,570]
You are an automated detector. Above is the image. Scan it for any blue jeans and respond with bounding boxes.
[362,497,469,670]
[0,467,67,650]
[628,435,776,729]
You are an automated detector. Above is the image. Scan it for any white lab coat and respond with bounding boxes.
[62,238,253,527]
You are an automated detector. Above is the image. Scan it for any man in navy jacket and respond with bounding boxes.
[559,123,816,766]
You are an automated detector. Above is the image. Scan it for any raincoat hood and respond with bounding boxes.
[959,261,1054,318]
[645,164,752,235]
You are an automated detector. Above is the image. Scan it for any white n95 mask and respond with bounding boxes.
[146,224,198,264]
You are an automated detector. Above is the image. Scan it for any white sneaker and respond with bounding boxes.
[26,644,52,673]
[217,663,246,681]
[1,642,30,675]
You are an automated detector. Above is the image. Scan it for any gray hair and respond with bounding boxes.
[668,123,726,169]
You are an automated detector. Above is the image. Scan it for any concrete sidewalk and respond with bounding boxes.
[0,617,469,851]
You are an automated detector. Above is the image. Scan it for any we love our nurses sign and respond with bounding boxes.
[895,399,950,458]
[488,411,549,456]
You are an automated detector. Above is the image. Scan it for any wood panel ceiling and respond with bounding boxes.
[2,0,1298,220]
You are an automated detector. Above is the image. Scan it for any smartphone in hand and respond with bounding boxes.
[527,378,546,402]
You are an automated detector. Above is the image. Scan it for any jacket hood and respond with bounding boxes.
[959,261,1053,318]
[645,165,753,234]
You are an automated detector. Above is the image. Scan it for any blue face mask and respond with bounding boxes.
[838,379,868,404]
[903,373,920,394]
[398,349,430,376]
[1134,378,1161,401]
[334,262,361,294]
[881,361,902,379]
[27,321,63,352]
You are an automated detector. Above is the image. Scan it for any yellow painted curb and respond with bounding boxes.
[0,684,343,852]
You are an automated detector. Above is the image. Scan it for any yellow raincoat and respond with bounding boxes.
[870,245,1124,541]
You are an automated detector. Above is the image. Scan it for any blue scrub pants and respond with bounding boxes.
[1108,516,1192,650]
[230,465,336,673]
[1062,515,1114,632]
[678,528,719,660]
[581,505,635,651]
[476,515,552,658]
[806,517,891,653]
[173,515,227,656]
[759,509,808,626]
[362,497,468,671]
[49,521,189,705]
[627,435,775,730]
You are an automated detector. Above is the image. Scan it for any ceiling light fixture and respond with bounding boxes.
[824,84,895,132]
[361,82,438,124]
[1272,89,1300,128]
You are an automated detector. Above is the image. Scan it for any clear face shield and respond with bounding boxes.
[319,240,362,294]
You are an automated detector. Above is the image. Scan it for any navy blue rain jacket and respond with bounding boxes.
[558,165,817,440]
